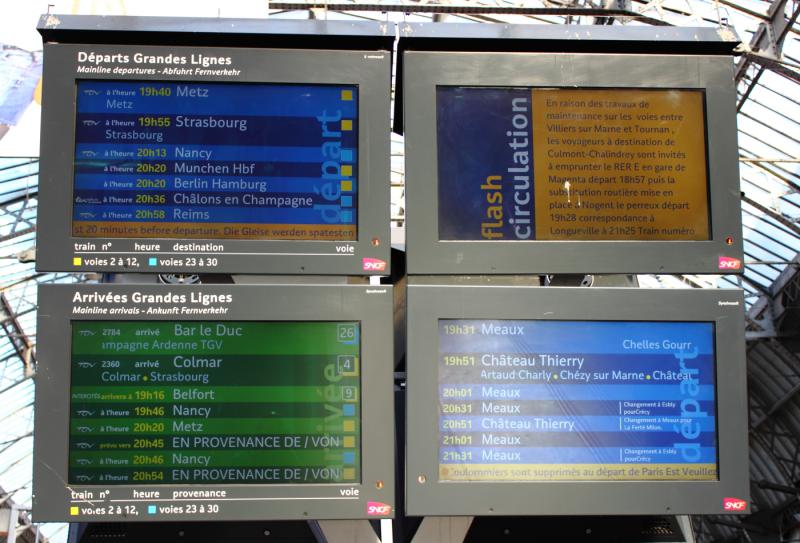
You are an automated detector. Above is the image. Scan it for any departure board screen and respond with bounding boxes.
[438,320,717,482]
[437,88,710,241]
[69,321,361,485]
[73,81,358,240]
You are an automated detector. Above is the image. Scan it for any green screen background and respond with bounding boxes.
[69,321,361,485]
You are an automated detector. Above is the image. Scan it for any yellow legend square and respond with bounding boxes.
[341,119,353,131]
[73,257,82,266]
[343,420,356,432]
[343,468,356,480]
[341,165,353,177]
[341,180,353,192]
[343,436,356,448]
[341,90,353,101]
[70,506,79,516]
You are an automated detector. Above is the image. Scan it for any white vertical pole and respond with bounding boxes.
[7,505,18,543]
[380,519,393,543]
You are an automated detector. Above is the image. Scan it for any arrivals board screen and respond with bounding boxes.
[69,320,361,485]
[436,88,710,242]
[73,80,358,241]
[34,283,395,522]
[437,320,717,482]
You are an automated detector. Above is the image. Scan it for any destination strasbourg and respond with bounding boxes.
[69,321,361,484]
[72,81,358,240]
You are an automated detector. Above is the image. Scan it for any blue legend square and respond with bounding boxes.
[148,257,157,266]
[148,505,157,514]
[341,196,353,208]
[341,149,353,162]
[343,404,356,416]
[341,210,353,223]
[343,452,356,465]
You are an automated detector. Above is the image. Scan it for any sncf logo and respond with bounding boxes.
[366,501,392,516]
[362,258,387,272]
[718,256,742,270]
[723,497,747,511]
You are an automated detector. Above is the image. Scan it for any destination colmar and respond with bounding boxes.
[481,353,584,370]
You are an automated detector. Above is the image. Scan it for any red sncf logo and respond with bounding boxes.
[718,256,742,270]
[723,497,747,511]
[362,258,387,272]
[367,501,392,516]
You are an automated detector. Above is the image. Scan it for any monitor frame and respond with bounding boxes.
[405,283,749,515]
[403,51,743,274]
[34,283,395,522]
[36,31,391,275]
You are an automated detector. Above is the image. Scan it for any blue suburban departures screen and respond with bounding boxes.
[438,320,717,481]
[73,81,358,240]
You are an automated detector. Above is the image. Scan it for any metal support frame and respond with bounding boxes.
[742,195,800,238]
[0,485,43,543]
[742,51,800,85]
[269,2,673,25]
[747,313,778,340]
[695,318,800,543]
[742,343,800,536]
[693,405,785,541]
[771,258,800,333]
[589,0,633,25]
[749,340,800,440]
[0,197,36,244]
[748,290,780,340]
[735,0,800,111]
[745,254,800,341]
[0,293,34,375]
[735,0,795,78]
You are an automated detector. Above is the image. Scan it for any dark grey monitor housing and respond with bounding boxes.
[35,15,392,275]
[33,283,395,522]
[396,24,744,275]
[405,282,749,516]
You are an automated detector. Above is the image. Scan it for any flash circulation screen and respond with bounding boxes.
[73,81,358,241]
[437,320,716,482]
[436,88,710,242]
[69,321,361,485]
